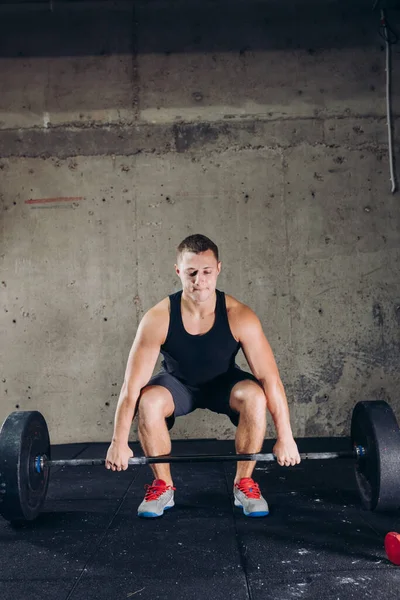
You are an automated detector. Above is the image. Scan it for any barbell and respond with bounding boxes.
[0,399,399,523]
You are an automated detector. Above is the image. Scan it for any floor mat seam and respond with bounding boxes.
[63,469,140,600]
[223,463,253,600]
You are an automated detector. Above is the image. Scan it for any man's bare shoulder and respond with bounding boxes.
[225,294,256,319]
[138,297,170,343]
[149,297,170,315]
[225,294,259,336]
[142,297,170,324]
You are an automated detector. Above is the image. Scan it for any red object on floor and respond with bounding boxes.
[385,532,400,565]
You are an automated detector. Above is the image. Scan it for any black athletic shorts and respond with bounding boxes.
[137,366,262,430]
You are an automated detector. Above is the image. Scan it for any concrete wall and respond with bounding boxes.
[1,0,400,443]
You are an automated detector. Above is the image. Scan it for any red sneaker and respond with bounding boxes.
[234,478,269,517]
[137,479,175,518]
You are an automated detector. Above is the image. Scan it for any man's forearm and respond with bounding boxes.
[261,379,294,440]
[112,385,140,444]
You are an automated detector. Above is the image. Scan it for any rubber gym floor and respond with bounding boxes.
[0,438,399,600]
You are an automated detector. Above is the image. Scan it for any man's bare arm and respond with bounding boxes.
[105,302,169,471]
[230,303,300,466]
[112,304,168,445]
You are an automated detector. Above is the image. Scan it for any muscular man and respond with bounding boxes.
[106,234,300,518]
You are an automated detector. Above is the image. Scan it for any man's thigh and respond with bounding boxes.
[139,371,199,430]
[199,367,263,427]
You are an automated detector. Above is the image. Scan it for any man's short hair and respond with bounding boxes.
[177,234,219,262]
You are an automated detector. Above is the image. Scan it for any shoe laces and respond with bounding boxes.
[144,480,175,502]
[235,478,261,499]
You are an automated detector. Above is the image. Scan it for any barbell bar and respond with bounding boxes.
[36,448,364,471]
[1,399,400,523]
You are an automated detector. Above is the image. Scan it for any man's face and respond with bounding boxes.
[175,250,221,303]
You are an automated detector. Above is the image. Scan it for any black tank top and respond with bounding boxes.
[160,289,240,387]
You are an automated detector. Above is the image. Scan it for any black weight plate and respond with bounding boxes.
[0,411,50,522]
[351,400,400,512]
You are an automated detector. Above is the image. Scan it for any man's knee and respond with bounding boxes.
[229,380,266,414]
[137,385,174,424]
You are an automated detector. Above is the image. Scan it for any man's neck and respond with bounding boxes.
[181,290,217,319]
